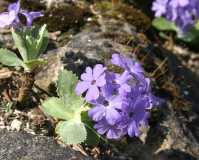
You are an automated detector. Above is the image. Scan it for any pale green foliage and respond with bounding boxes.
[152,17,199,42]
[11,28,28,61]
[1,102,13,115]
[60,120,87,144]
[57,70,84,110]
[24,60,47,71]
[23,29,38,61]
[22,24,49,61]
[55,121,65,135]
[42,70,104,146]
[42,97,74,120]
[42,70,88,144]
[0,24,49,71]
[153,17,178,31]
[34,26,49,59]
[0,49,25,68]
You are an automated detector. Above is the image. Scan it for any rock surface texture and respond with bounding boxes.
[0,129,95,160]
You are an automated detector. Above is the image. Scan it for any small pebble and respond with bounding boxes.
[13,110,21,114]
[11,119,22,131]
[6,126,12,131]
[24,128,34,133]
[183,90,189,95]
[87,17,93,21]
[0,126,6,129]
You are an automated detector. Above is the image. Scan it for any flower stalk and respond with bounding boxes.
[17,70,35,109]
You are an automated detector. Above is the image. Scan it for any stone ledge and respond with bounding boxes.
[0,129,95,160]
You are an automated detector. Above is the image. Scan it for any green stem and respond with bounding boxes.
[17,70,35,110]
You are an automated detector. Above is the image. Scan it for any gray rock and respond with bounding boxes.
[0,129,95,160]
[128,101,199,160]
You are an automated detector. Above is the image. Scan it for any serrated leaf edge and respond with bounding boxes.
[35,24,47,59]
[0,48,26,68]
[42,96,74,120]
[11,27,28,62]
[59,120,87,145]
[55,70,80,99]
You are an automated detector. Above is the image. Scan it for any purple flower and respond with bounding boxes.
[20,9,44,28]
[144,78,165,106]
[88,85,124,125]
[151,0,168,17]
[165,5,178,22]
[169,0,189,8]
[103,70,133,96]
[127,78,165,109]
[111,54,146,85]
[116,97,151,137]
[94,117,121,139]
[0,1,21,28]
[75,64,107,102]
[152,0,199,35]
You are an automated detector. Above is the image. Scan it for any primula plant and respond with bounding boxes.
[42,54,164,145]
[0,1,49,108]
[152,0,199,49]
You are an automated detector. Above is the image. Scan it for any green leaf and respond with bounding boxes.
[24,60,47,70]
[42,97,74,120]
[177,31,196,42]
[81,111,93,121]
[84,121,100,146]
[60,119,87,144]
[7,108,13,115]
[1,102,13,114]
[1,105,8,110]
[55,121,65,135]
[73,104,90,122]
[152,17,179,31]
[84,121,107,143]
[176,27,199,42]
[57,70,84,110]
[31,25,49,59]
[11,27,28,62]
[159,32,170,41]
[33,24,48,59]
[0,48,25,67]
[8,102,13,109]
[23,28,37,61]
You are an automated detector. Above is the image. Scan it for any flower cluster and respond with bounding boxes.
[75,54,165,140]
[0,1,43,29]
[152,0,199,34]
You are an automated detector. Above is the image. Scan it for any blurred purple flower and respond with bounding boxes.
[75,64,107,102]
[0,1,21,28]
[169,0,189,8]
[111,54,146,85]
[152,0,199,35]
[20,9,44,28]
[151,0,168,17]
[165,5,178,22]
